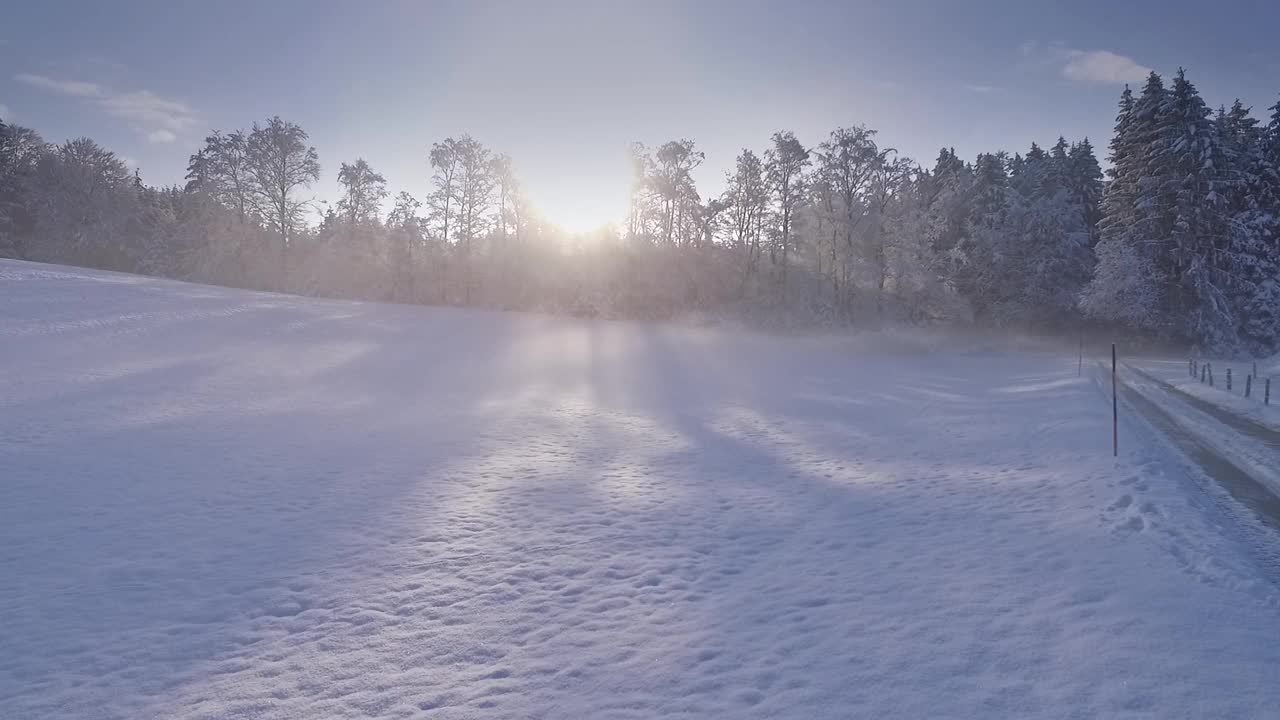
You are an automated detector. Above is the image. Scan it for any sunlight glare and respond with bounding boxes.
[524,165,630,234]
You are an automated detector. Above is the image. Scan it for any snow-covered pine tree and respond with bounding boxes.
[981,141,1092,326]
[1123,73,1172,264]
[1148,69,1239,351]
[1067,139,1103,247]
[1011,144,1044,197]
[1223,99,1263,153]
[1006,152,1025,186]
[922,148,972,303]
[1084,75,1171,335]
[882,167,966,323]
[1231,96,1280,353]
[956,152,1009,317]
[1046,136,1071,197]
[1080,234,1163,330]
[1095,86,1136,252]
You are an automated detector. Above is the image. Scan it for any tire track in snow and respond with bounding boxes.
[1110,363,1280,586]
[1126,364,1280,451]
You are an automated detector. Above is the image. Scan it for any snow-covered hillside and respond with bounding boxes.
[3,260,1279,719]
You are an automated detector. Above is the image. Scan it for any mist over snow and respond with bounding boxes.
[2,261,1279,718]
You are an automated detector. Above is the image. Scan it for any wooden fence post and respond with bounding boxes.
[1267,378,1272,406]
[1227,368,1232,391]
[1246,374,1252,398]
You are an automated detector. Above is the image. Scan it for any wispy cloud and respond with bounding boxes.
[963,84,1001,93]
[1018,42,1153,85]
[15,72,106,98]
[104,91,199,132]
[1061,50,1152,84]
[0,103,12,120]
[14,72,201,141]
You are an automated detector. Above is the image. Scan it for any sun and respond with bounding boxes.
[522,161,631,235]
[528,185,629,234]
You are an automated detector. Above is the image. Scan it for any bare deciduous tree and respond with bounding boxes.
[765,131,809,283]
[337,159,387,227]
[245,117,320,273]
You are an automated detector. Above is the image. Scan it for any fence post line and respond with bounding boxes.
[1246,374,1252,398]
[1112,343,1118,458]
[1227,368,1232,391]
[1267,378,1272,406]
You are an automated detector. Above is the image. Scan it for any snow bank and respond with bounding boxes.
[1262,350,1280,378]
[3,260,1279,720]
[1130,358,1280,433]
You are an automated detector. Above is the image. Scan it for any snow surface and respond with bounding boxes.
[1116,363,1280,538]
[1130,358,1280,434]
[3,259,1280,719]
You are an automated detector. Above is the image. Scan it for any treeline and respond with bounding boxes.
[0,117,1098,328]
[1,67,1278,353]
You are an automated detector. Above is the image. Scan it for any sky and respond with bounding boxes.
[3,0,1280,230]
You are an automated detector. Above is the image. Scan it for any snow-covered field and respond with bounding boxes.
[3,260,1280,720]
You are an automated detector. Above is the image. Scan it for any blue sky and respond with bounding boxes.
[3,0,1279,228]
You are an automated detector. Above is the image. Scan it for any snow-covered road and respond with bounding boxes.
[3,260,1280,719]
[1128,358,1280,434]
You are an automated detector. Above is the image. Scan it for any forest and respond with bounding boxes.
[2,67,1278,355]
